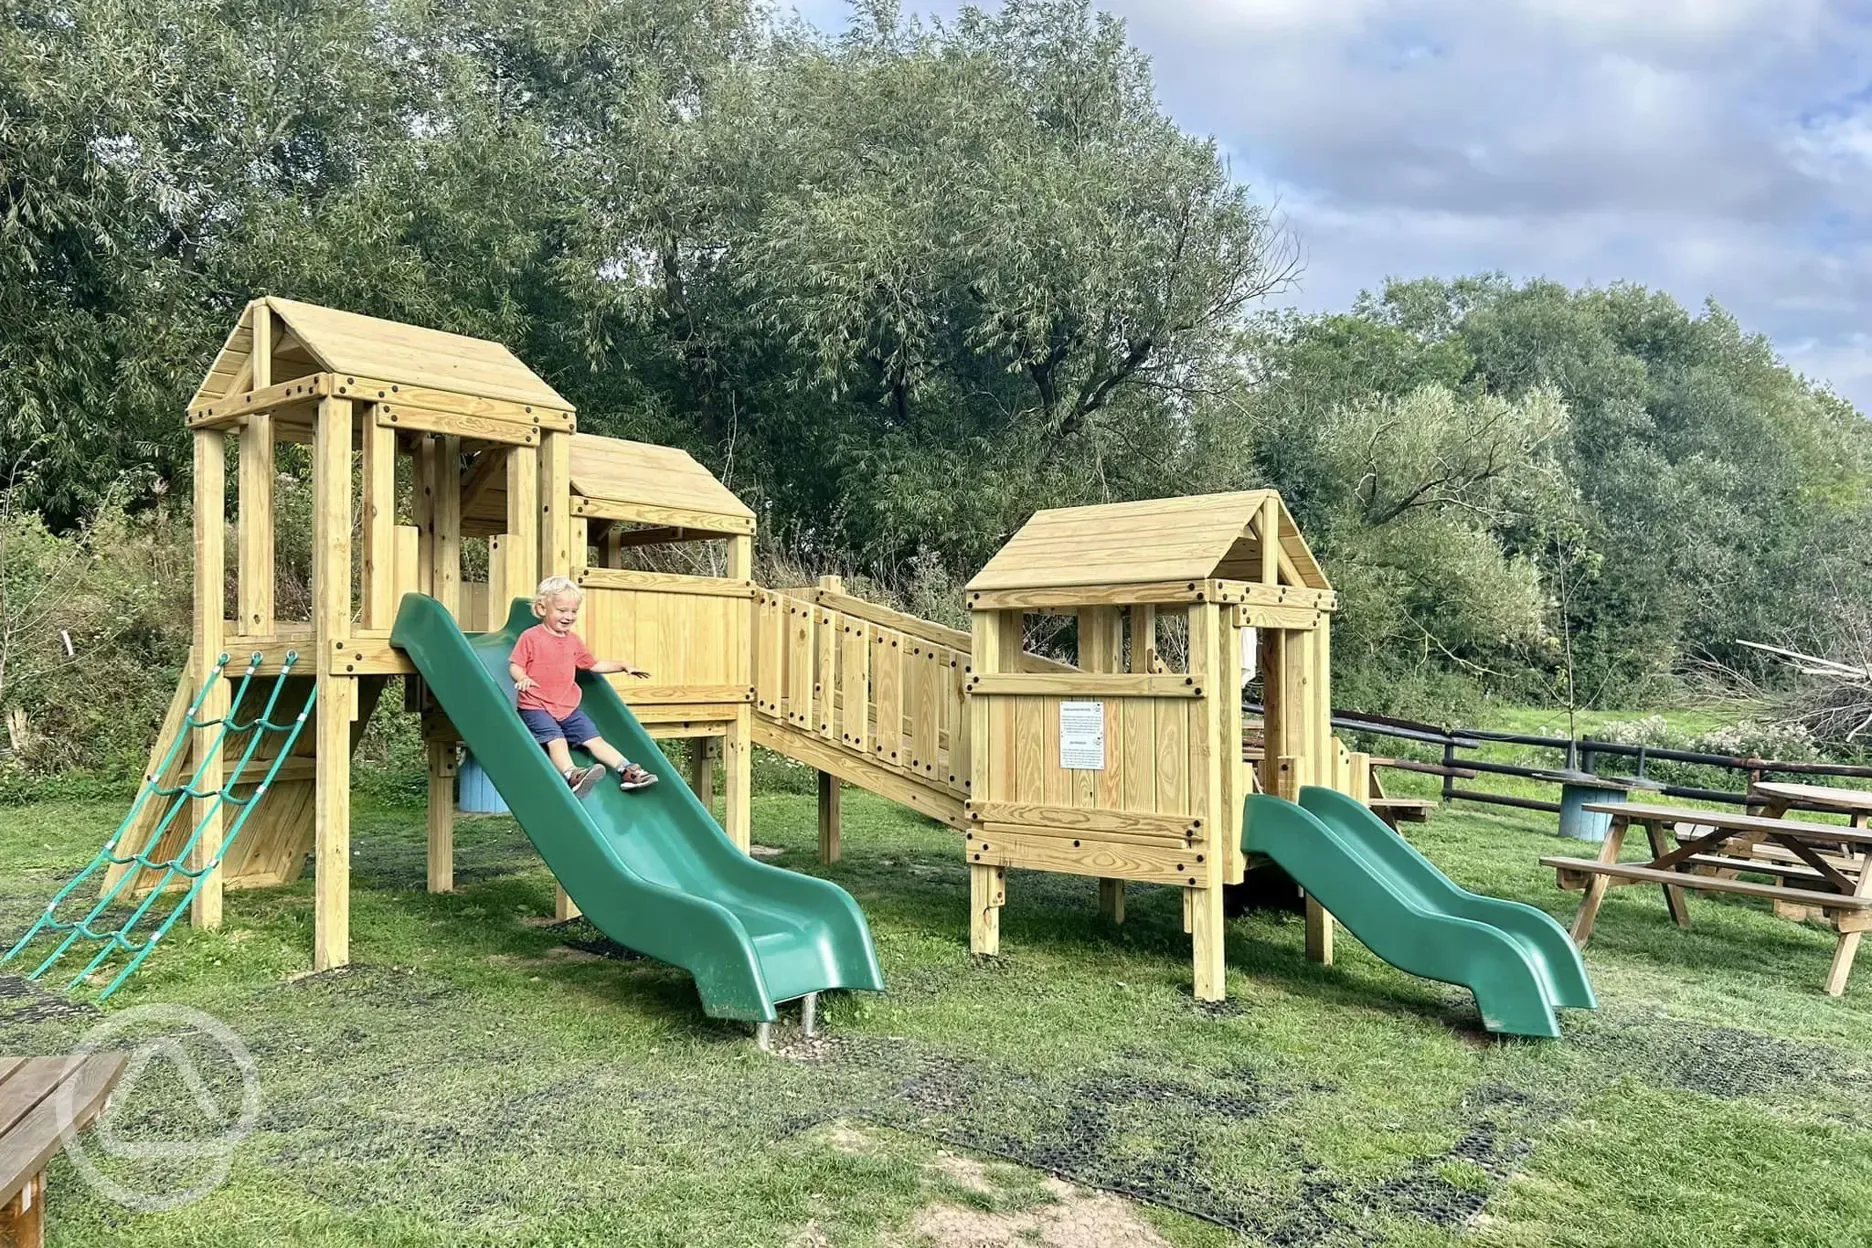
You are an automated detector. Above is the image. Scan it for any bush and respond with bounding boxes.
[0,495,192,791]
[1585,715,1823,792]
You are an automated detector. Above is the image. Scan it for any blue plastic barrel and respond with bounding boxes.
[457,751,510,814]
[1558,779,1625,843]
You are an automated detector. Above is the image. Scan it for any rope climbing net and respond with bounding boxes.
[2,651,317,1000]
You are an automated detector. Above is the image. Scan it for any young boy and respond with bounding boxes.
[509,576,660,797]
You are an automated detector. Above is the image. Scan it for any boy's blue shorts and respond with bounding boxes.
[519,707,601,748]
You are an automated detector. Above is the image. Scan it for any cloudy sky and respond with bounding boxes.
[790,0,1872,408]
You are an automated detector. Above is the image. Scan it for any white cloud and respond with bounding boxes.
[789,0,1872,408]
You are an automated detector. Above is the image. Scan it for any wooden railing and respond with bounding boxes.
[755,585,972,801]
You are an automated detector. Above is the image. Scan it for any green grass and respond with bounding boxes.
[4,775,1872,1246]
[1477,704,1751,742]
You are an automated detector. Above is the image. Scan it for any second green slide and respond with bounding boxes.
[1243,787,1594,1038]
[391,594,884,1024]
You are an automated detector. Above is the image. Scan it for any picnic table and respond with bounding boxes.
[1369,797,1435,830]
[1737,782,1872,921]
[0,1054,127,1248]
[1542,802,1872,996]
[1751,780,1872,826]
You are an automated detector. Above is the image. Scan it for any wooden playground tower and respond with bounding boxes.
[109,297,1360,1002]
[962,493,1354,996]
[134,297,759,970]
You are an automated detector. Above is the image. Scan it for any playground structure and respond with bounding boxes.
[3,298,1592,1037]
[960,492,1347,997]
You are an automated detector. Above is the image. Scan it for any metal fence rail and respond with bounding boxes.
[1243,700,1871,817]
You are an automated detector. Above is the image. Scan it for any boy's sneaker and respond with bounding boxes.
[565,765,606,799]
[618,764,659,791]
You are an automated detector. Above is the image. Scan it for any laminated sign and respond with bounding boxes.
[1059,701,1105,771]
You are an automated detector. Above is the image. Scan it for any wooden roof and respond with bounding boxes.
[463,434,753,533]
[189,297,572,413]
[568,435,753,520]
[966,491,1329,593]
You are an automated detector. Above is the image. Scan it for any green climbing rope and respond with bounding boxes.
[2,651,317,1000]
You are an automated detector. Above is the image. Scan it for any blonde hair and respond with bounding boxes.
[533,575,584,612]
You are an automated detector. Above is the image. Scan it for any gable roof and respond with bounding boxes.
[966,490,1329,594]
[463,434,753,535]
[567,435,753,520]
[189,297,572,413]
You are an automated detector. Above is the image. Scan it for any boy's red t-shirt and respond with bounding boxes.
[510,624,596,719]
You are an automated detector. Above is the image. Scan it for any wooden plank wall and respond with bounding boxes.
[580,579,753,698]
[966,610,1217,892]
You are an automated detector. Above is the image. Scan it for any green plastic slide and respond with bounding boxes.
[391,594,884,1023]
[1243,787,1594,1038]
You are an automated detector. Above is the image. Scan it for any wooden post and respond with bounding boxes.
[724,532,755,855]
[968,608,1018,955]
[536,432,577,924]
[434,436,462,619]
[568,513,588,581]
[538,430,570,579]
[427,739,455,893]
[1298,623,1335,965]
[1133,603,1159,673]
[191,428,227,930]
[1315,616,1334,788]
[688,737,716,811]
[1123,601,1155,921]
[1219,610,1246,884]
[313,396,354,972]
[488,534,518,626]
[1081,605,1126,923]
[1276,625,1321,953]
[360,407,397,629]
[237,302,274,637]
[393,525,419,603]
[818,769,841,863]
[1189,602,1227,1000]
[724,705,753,852]
[506,445,540,594]
[1099,879,1126,925]
[1258,494,1280,586]
[1,1170,45,1248]
[971,861,1006,957]
[1284,628,1314,793]
[414,435,436,597]
[1260,628,1286,797]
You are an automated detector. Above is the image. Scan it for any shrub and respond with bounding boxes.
[1585,715,1824,793]
[0,494,192,788]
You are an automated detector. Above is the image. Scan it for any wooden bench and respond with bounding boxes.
[0,1054,127,1248]
[1543,802,1872,996]
[1370,797,1434,829]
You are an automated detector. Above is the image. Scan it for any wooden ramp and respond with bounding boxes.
[751,585,972,834]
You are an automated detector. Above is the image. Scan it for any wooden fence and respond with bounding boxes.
[1259,704,1872,814]
[754,586,972,813]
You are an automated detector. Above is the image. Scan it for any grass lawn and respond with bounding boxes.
[1478,704,1751,742]
[3,773,1872,1246]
